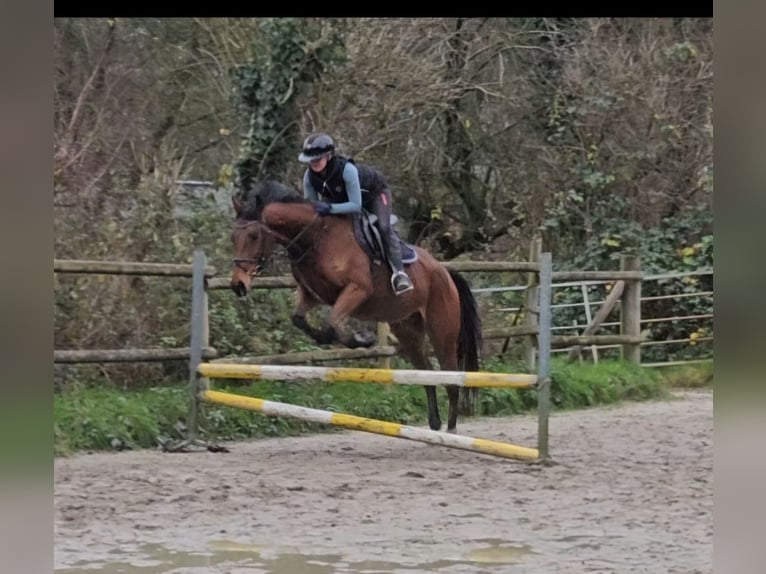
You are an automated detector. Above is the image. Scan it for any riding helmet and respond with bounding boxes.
[298,132,335,163]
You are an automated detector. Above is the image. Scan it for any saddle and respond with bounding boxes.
[352,211,417,268]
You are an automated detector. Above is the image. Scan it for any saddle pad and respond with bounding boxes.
[352,212,418,266]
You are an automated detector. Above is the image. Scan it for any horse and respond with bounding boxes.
[229,180,482,433]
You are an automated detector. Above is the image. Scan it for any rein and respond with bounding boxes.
[280,213,322,262]
[231,212,322,272]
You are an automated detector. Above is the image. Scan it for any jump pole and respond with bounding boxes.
[198,363,537,388]
[173,249,554,461]
[201,389,539,461]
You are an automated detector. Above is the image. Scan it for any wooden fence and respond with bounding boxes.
[551,269,713,367]
[53,245,647,368]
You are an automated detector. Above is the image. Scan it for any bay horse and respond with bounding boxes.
[229,180,482,433]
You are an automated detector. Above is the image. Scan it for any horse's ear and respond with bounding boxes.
[232,196,243,216]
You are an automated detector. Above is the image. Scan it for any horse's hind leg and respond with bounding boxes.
[390,314,442,431]
[443,387,460,433]
[425,287,462,433]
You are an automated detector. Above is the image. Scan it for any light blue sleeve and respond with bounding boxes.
[328,162,362,214]
[303,170,319,201]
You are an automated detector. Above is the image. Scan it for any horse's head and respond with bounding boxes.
[230,196,276,297]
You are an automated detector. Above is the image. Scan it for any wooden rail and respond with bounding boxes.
[210,346,397,365]
[54,259,217,278]
[207,276,296,290]
[206,268,644,291]
[54,347,219,363]
[53,252,648,368]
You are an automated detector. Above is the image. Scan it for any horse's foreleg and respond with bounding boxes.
[290,285,325,343]
[324,283,375,348]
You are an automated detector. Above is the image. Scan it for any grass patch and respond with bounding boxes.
[650,360,713,388]
[54,358,705,455]
[475,357,670,415]
[54,383,188,456]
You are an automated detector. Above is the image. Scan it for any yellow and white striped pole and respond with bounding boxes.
[201,390,539,461]
[198,363,536,389]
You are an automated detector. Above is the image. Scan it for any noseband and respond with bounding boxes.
[232,256,268,274]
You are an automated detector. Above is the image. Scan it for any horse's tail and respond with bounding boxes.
[448,268,482,371]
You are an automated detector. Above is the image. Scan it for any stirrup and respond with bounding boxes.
[391,271,414,295]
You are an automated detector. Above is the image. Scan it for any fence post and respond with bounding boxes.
[201,257,211,391]
[537,252,552,460]
[620,255,641,364]
[377,322,391,369]
[524,237,542,370]
[187,250,206,441]
[164,250,209,452]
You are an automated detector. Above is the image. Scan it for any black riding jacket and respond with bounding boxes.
[307,155,389,205]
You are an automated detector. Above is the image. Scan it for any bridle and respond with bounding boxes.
[231,213,322,273]
[231,221,269,274]
[232,256,269,274]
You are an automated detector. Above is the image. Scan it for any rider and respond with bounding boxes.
[298,132,414,295]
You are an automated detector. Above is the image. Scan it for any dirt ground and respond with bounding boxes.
[54,389,712,573]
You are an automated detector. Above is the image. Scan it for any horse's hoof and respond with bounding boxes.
[349,331,376,349]
[428,419,442,431]
[317,326,337,345]
[446,427,458,435]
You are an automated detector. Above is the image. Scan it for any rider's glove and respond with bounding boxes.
[313,201,332,216]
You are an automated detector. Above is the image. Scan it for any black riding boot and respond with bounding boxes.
[383,230,414,295]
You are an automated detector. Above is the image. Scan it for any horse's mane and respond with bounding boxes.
[238,179,308,220]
